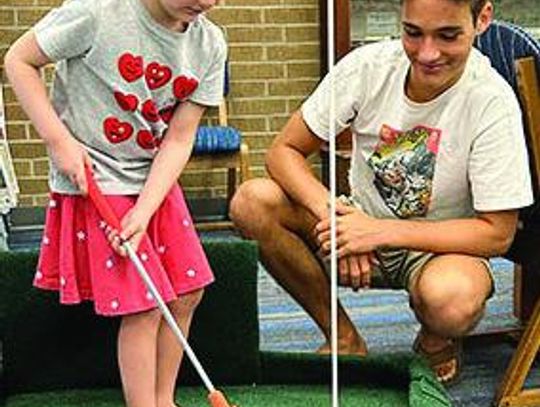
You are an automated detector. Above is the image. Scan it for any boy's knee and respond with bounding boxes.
[412,274,486,336]
[230,178,282,233]
[419,301,484,337]
[229,182,252,224]
[412,256,490,312]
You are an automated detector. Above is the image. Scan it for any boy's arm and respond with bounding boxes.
[316,204,518,258]
[266,110,328,221]
[268,111,377,291]
[4,31,91,192]
[374,210,517,256]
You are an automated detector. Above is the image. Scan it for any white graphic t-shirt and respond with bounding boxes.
[302,40,533,220]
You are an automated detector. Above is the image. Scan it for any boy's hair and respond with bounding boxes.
[401,0,489,24]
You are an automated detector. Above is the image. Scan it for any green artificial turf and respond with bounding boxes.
[260,352,451,407]
[5,385,411,407]
[1,244,451,407]
[0,241,261,393]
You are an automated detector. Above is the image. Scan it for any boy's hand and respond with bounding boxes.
[315,201,386,257]
[339,253,376,290]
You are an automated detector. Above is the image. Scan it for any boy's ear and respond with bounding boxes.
[475,1,493,35]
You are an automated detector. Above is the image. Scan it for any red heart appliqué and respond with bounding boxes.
[159,105,176,124]
[141,100,160,122]
[145,62,172,90]
[173,76,199,100]
[118,53,144,82]
[137,130,160,150]
[114,91,139,112]
[103,117,134,143]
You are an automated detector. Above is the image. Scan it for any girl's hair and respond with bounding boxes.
[401,0,489,24]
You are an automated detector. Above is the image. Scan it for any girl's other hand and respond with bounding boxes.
[48,136,92,195]
[106,207,151,256]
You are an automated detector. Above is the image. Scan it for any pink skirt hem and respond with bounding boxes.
[34,185,214,317]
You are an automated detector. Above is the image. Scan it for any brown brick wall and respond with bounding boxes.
[0,0,321,205]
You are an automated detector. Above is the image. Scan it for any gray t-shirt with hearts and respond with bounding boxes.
[34,0,227,194]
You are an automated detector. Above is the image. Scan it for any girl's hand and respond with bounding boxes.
[106,206,151,257]
[48,136,92,195]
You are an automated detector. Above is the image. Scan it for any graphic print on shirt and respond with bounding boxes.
[103,52,200,150]
[367,124,441,218]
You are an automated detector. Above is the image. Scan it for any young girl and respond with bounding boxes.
[5,0,225,406]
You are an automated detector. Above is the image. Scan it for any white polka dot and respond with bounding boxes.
[76,230,86,241]
[182,219,190,227]
[42,236,50,245]
[99,220,107,229]
[35,271,43,280]
[158,245,166,254]
[111,300,119,310]
[106,258,114,269]
[49,199,57,208]
[186,268,196,278]
[140,252,148,262]
[60,276,66,287]
[146,291,154,301]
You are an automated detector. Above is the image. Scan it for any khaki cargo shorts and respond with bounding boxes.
[372,248,493,294]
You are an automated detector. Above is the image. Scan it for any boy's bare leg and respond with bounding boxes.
[410,254,493,382]
[231,178,366,355]
[155,290,204,407]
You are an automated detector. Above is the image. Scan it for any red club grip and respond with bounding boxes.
[84,164,122,230]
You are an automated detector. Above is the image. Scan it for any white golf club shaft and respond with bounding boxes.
[123,241,216,393]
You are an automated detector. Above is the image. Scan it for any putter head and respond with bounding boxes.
[208,390,236,407]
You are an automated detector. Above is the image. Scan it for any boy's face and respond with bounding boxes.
[401,0,491,99]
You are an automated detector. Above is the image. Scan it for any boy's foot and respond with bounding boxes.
[413,329,462,386]
[316,331,368,356]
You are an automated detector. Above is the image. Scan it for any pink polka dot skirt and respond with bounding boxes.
[34,185,214,316]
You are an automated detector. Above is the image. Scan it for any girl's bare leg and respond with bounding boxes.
[118,308,162,407]
[156,290,204,407]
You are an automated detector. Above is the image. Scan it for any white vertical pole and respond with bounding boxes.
[326,0,338,406]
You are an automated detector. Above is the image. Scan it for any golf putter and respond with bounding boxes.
[84,164,236,407]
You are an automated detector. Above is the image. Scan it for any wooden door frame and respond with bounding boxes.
[319,0,352,75]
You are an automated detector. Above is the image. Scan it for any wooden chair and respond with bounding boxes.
[472,21,540,326]
[184,68,251,231]
[493,55,540,407]
[468,21,540,406]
